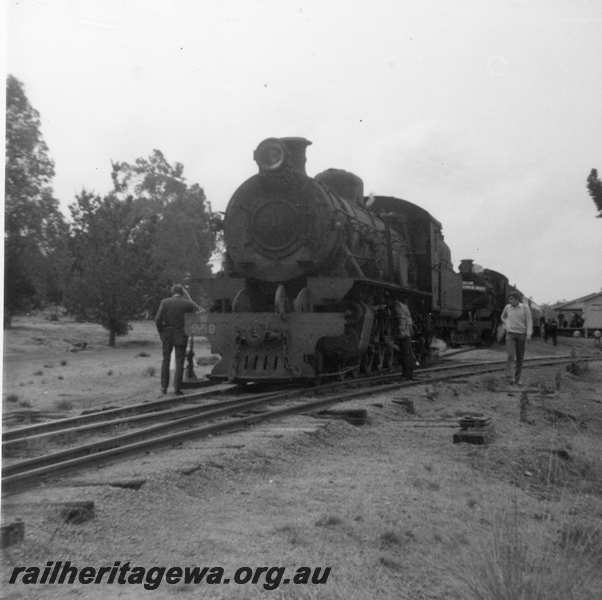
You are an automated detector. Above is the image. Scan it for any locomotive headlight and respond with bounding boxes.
[254,138,286,172]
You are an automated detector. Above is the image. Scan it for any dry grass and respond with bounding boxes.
[54,398,73,411]
[425,384,441,401]
[451,498,602,600]
[314,515,343,527]
[566,360,591,376]
[482,375,498,392]
[380,530,403,546]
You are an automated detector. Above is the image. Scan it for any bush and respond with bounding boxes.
[452,499,602,600]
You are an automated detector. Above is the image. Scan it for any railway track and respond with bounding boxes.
[2,353,596,493]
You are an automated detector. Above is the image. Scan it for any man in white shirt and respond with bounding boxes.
[393,295,414,379]
[501,292,533,385]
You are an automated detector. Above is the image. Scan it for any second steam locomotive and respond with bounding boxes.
[186,137,520,382]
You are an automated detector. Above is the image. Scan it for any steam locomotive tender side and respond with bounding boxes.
[186,137,462,382]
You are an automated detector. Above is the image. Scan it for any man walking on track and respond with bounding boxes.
[501,292,533,385]
[155,284,199,395]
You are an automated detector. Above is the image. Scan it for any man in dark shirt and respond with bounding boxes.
[155,284,197,394]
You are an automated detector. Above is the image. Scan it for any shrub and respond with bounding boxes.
[314,515,343,527]
[452,500,602,600]
[55,399,73,411]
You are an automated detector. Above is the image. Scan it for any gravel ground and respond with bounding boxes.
[2,317,602,599]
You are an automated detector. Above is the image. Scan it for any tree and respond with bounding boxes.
[64,192,156,346]
[110,149,214,292]
[586,168,602,217]
[64,151,215,345]
[4,75,67,323]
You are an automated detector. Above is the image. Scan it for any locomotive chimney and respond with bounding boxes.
[280,137,312,175]
[254,137,312,175]
[459,259,474,275]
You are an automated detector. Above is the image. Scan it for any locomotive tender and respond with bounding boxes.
[186,136,465,382]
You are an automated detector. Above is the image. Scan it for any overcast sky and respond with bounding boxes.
[6,0,602,303]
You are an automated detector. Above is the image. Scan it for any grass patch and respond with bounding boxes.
[315,515,343,527]
[482,375,498,392]
[379,556,402,570]
[33,370,43,376]
[412,478,441,492]
[380,531,403,546]
[143,366,156,377]
[425,384,440,401]
[451,500,602,600]
[60,359,68,366]
[55,399,73,411]
[274,524,305,546]
[566,361,590,376]
[5,394,19,403]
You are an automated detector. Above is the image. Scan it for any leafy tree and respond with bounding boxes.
[4,75,67,324]
[110,149,214,294]
[64,151,215,345]
[64,191,156,346]
[586,168,602,217]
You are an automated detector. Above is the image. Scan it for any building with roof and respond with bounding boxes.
[554,292,602,335]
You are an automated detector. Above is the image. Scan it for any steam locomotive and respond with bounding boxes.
[186,137,518,382]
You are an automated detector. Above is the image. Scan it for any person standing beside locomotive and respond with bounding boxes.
[393,295,414,380]
[155,284,199,395]
[501,292,533,385]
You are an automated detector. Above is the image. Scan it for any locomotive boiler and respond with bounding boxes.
[186,137,462,382]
